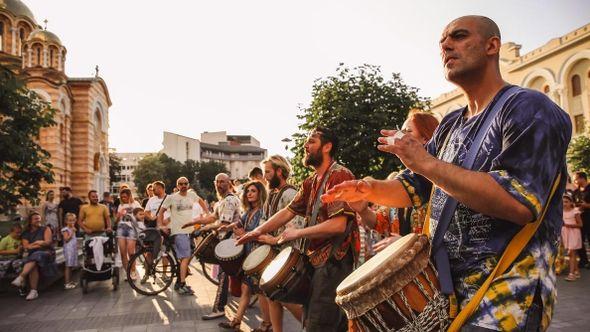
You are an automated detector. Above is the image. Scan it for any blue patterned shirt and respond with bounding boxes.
[397,86,571,331]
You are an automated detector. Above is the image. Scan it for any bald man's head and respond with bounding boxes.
[214,173,232,196]
[451,15,501,41]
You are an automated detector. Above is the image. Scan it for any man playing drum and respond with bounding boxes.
[239,127,359,332]
[322,16,571,331]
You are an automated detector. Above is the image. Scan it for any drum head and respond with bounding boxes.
[337,233,417,293]
[243,245,271,271]
[260,246,292,284]
[215,238,244,260]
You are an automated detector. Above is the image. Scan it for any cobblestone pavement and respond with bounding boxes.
[0,263,587,331]
[0,261,300,332]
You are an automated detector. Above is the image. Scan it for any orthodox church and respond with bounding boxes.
[0,0,111,198]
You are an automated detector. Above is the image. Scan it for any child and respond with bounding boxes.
[133,207,146,231]
[0,223,24,279]
[562,194,583,281]
[61,213,79,289]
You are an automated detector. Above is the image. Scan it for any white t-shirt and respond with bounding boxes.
[145,195,171,221]
[192,200,204,218]
[117,201,141,227]
[161,191,198,235]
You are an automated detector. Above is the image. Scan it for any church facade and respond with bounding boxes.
[0,0,111,199]
[430,23,590,138]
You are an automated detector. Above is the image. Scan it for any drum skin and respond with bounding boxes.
[242,245,277,285]
[194,232,220,264]
[214,239,245,276]
[259,247,312,305]
[335,234,450,332]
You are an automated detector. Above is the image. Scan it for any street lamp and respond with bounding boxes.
[281,137,292,152]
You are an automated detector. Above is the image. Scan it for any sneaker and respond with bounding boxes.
[174,282,181,290]
[202,309,225,320]
[565,273,577,282]
[64,282,77,290]
[176,284,194,295]
[162,275,171,283]
[11,276,24,288]
[25,289,39,301]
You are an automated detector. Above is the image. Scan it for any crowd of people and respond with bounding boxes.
[0,15,586,332]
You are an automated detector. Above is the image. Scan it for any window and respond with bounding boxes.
[18,29,24,55]
[575,114,585,134]
[36,47,41,66]
[543,85,550,94]
[186,142,189,160]
[49,49,54,67]
[0,21,4,52]
[572,75,582,97]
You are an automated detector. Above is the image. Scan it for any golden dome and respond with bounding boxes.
[28,29,62,45]
[0,0,37,23]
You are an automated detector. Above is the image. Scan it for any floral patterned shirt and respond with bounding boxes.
[397,87,571,331]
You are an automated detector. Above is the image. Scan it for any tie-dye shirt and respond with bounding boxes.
[397,87,571,331]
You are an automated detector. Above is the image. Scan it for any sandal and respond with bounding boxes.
[565,273,577,281]
[253,321,273,332]
[219,318,242,331]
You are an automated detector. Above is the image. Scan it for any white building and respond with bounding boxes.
[111,152,151,196]
[162,131,267,179]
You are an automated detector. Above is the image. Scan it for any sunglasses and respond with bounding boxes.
[178,182,189,186]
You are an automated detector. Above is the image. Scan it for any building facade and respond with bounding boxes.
[0,0,112,198]
[162,131,267,179]
[430,22,590,136]
[110,152,151,197]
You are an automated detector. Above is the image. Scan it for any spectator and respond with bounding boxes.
[562,194,583,281]
[0,223,24,279]
[133,207,146,231]
[116,188,141,280]
[141,183,154,208]
[79,190,112,236]
[11,212,55,301]
[144,181,168,228]
[58,187,83,233]
[249,167,267,186]
[573,171,590,268]
[41,190,59,242]
[61,213,78,289]
[99,191,116,221]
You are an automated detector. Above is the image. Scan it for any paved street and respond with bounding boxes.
[0,262,587,331]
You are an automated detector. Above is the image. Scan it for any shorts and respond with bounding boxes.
[173,234,191,259]
[116,223,137,240]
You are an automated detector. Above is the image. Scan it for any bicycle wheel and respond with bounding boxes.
[127,248,176,296]
[198,260,220,286]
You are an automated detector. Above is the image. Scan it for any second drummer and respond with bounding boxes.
[238,127,359,332]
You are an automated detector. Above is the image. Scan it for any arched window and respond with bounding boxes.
[572,75,582,97]
[49,49,54,67]
[0,21,4,52]
[543,85,550,94]
[36,47,41,66]
[18,28,25,55]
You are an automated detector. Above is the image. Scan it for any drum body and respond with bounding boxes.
[242,245,277,285]
[194,232,219,264]
[335,234,450,332]
[214,238,244,276]
[259,247,312,305]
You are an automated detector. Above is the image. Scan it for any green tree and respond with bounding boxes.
[290,64,427,183]
[195,160,229,202]
[108,152,122,190]
[567,133,590,173]
[0,65,56,214]
[159,154,184,192]
[132,154,165,196]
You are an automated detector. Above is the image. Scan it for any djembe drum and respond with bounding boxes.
[335,233,450,332]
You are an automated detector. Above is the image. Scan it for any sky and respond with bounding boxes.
[24,0,590,156]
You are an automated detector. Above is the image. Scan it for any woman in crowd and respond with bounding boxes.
[141,183,154,208]
[562,194,583,281]
[116,188,142,280]
[11,212,55,300]
[218,181,267,331]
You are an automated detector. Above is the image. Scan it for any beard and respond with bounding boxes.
[304,150,323,168]
[269,174,281,189]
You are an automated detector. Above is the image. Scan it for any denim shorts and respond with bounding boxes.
[174,234,191,259]
[116,223,137,240]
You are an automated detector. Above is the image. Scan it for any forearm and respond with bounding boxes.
[0,249,19,255]
[297,216,347,240]
[365,179,413,208]
[105,218,112,229]
[420,158,533,225]
[257,208,294,234]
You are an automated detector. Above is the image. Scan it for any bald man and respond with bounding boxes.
[323,16,571,331]
[184,173,241,320]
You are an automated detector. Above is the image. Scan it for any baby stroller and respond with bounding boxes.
[80,232,120,293]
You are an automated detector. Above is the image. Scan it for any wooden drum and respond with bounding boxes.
[193,231,219,264]
[259,246,312,305]
[335,233,450,332]
[242,245,276,285]
[214,238,244,276]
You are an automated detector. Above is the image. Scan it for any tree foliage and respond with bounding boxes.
[108,152,122,189]
[0,65,56,214]
[132,154,228,202]
[567,133,590,173]
[290,64,427,183]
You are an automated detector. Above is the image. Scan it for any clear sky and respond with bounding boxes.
[25,0,590,156]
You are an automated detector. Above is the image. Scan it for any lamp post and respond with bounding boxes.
[281,137,292,152]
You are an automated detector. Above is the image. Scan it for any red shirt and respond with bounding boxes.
[288,162,359,266]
